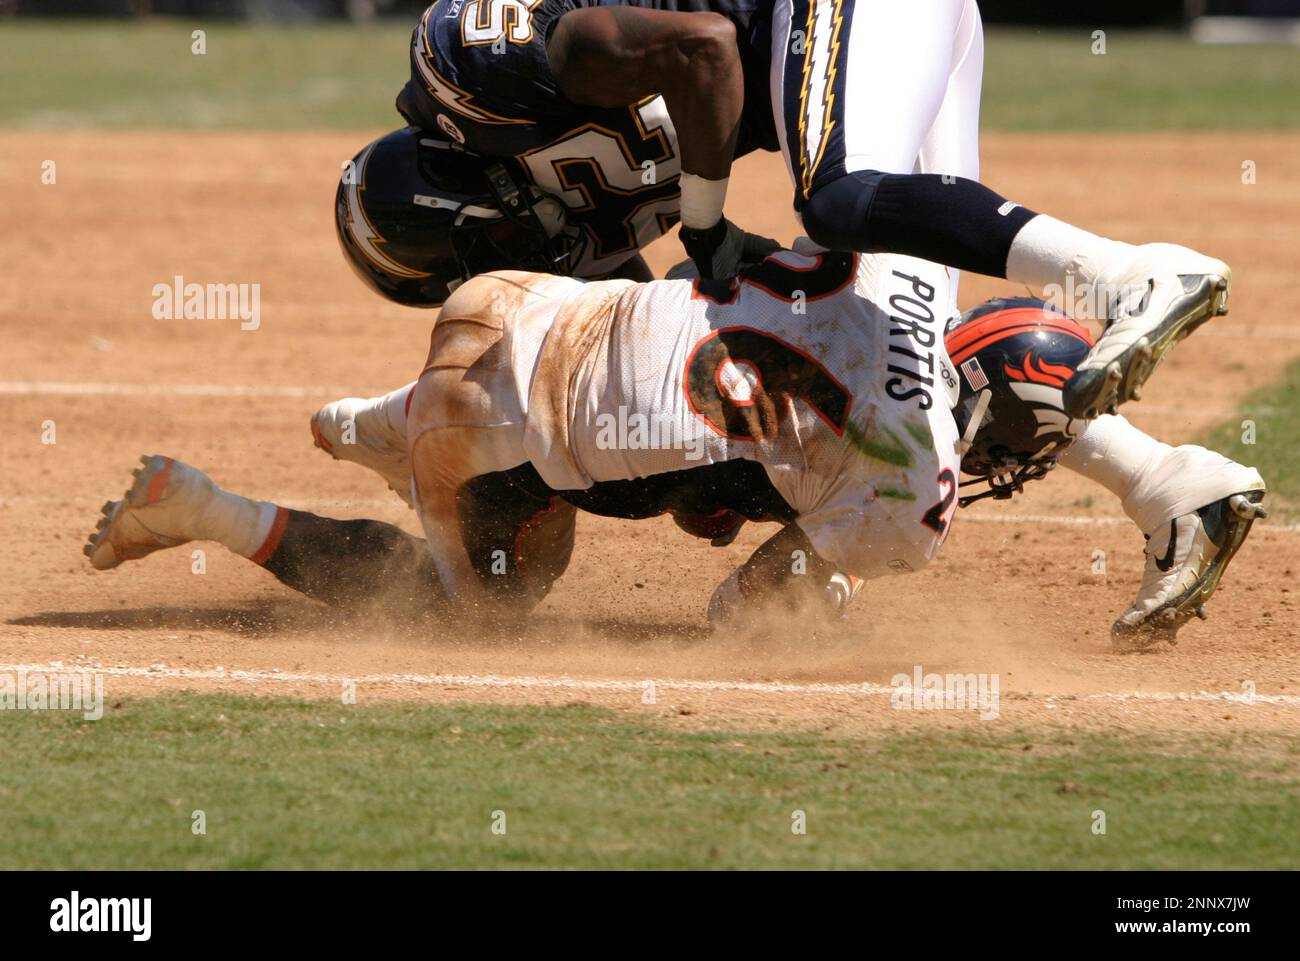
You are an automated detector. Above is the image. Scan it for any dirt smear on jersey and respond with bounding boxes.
[2,130,1299,739]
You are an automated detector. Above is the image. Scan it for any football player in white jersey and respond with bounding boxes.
[84,249,1266,647]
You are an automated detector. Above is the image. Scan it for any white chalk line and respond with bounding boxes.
[963,513,1130,528]
[964,512,1299,533]
[0,381,387,400]
[0,496,409,515]
[2,661,1297,708]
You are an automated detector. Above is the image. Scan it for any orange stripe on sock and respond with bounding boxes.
[145,457,174,504]
[249,506,290,566]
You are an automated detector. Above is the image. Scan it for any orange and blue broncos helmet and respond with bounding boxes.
[944,297,1094,506]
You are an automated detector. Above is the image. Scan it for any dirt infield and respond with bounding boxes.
[3,131,1299,735]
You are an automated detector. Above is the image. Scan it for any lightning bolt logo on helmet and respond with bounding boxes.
[342,142,431,281]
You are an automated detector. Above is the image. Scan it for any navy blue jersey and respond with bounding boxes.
[397,0,776,277]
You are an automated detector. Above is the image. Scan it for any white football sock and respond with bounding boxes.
[325,384,414,455]
[193,489,281,559]
[1006,215,1134,318]
[377,383,417,444]
[1057,414,1166,500]
[1057,414,1263,534]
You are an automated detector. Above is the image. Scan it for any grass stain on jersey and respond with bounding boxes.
[904,419,934,450]
[843,419,913,468]
[876,487,917,501]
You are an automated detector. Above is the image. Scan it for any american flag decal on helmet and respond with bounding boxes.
[960,357,989,391]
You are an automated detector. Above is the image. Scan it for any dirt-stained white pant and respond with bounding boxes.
[406,272,578,612]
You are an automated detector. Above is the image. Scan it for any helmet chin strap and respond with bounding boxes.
[957,389,992,457]
[958,457,1057,509]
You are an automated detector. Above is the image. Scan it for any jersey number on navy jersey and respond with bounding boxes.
[519,99,681,261]
[460,0,543,47]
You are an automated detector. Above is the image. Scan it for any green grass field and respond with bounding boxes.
[1201,357,1300,518]
[983,29,1300,130]
[3,695,1297,869]
[1,21,1298,130]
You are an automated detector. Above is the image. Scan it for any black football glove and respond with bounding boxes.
[679,218,780,280]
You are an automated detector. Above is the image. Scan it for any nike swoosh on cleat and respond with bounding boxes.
[1154,520,1179,573]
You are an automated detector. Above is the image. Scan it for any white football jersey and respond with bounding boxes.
[520,250,963,580]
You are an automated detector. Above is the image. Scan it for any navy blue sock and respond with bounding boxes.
[800,171,1038,279]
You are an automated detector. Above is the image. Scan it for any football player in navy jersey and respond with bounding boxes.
[394,1,779,285]
[396,0,1236,423]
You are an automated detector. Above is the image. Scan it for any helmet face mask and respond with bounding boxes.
[962,450,1057,506]
[336,128,582,307]
[448,172,582,286]
[944,298,1094,507]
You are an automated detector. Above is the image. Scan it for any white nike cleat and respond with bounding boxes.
[84,455,216,570]
[310,397,413,506]
[1112,489,1267,651]
[1063,244,1231,420]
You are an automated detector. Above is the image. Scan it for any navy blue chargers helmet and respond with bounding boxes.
[944,297,1094,506]
[335,127,582,307]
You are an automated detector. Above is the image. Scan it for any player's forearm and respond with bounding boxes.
[548,8,742,185]
[657,19,742,185]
